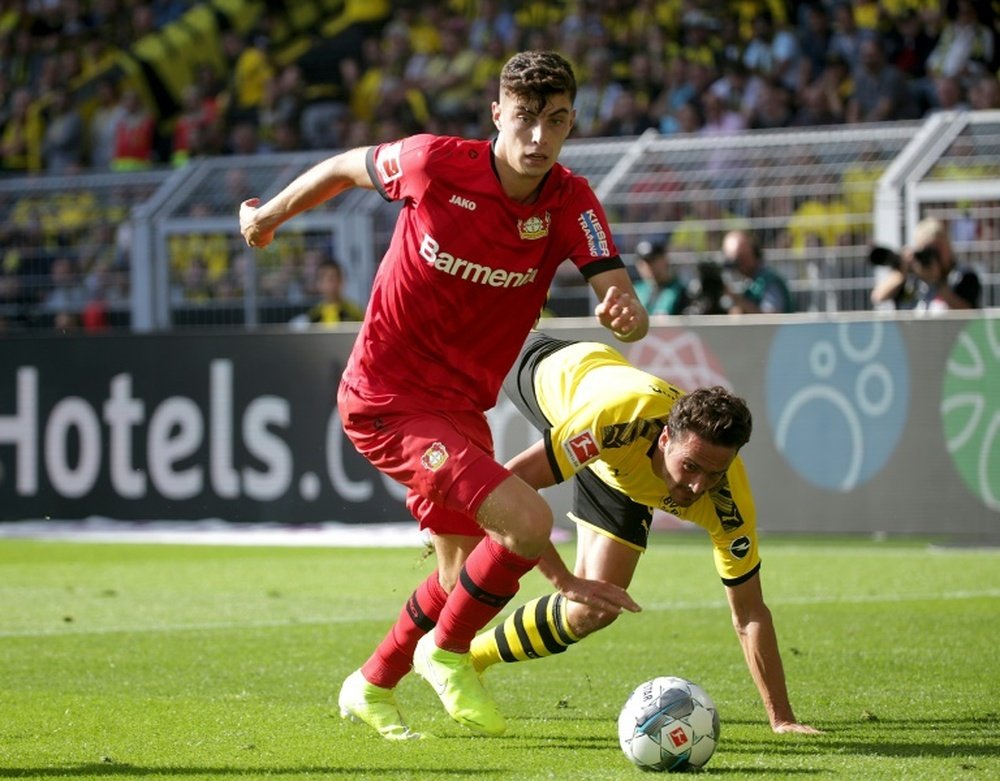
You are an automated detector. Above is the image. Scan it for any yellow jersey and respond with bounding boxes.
[528,338,759,583]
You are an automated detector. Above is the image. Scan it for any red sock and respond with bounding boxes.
[361,570,448,688]
[434,537,539,653]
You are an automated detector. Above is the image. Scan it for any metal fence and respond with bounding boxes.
[0,169,171,333]
[556,121,922,314]
[1,112,998,335]
[129,153,396,331]
[875,110,1000,310]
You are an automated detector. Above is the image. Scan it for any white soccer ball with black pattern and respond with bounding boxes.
[617,676,721,772]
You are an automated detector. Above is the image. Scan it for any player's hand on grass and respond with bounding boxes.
[772,721,823,735]
[558,575,641,614]
[240,198,275,249]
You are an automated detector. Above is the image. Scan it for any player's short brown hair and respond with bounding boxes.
[668,386,752,450]
[500,51,577,113]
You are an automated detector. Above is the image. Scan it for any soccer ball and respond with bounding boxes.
[617,676,720,772]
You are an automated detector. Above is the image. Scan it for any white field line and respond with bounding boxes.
[0,520,429,548]
[1,588,997,640]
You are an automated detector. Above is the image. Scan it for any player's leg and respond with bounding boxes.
[339,382,551,736]
[414,475,552,736]
[339,529,487,740]
[337,559,451,740]
[433,474,553,649]
[335,387,486,739]
[567,525,643,635]
[471,526,641,671]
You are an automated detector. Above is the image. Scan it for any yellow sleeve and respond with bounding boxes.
[678,456,760,583]
[547,400,607,480]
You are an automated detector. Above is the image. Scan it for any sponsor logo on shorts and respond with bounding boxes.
[377,142,404,183]
[729,535,751,559]
[421,442,449,471]
[577,208,610,257]
[518,211,550,240]
[565,430,599,467]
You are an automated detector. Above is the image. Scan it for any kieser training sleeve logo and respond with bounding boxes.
[577,209,610,257]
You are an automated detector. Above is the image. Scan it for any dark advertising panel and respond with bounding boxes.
[0,331,410,524]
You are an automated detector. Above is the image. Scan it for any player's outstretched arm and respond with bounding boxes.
[240,146,374,249]
[505,440,640,615]
[590,268,649,342]
[536,542,641,614]
[726,573,823,734]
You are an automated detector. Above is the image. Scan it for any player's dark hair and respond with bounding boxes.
[500,51,577,113]
[667,386,752,450]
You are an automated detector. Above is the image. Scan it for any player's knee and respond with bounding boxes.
[478,480,552,557]
[507,497,553,557]
[571,604,620,637]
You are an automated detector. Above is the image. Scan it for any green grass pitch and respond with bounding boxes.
[1,533,998,780]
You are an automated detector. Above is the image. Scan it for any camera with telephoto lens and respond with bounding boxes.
[911,246,939,267]
[869,244,940,270]
[684,261,728,315]
[869,246,902,269]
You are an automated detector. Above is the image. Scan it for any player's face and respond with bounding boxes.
[658,429,736,507]
[492,91,575,179]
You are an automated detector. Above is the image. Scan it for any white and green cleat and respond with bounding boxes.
[412,634,506,737]
[338,669,423,741]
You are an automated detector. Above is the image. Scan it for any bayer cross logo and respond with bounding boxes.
[420,442,448,472]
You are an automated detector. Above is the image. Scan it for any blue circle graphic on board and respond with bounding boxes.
[765,321,909,491]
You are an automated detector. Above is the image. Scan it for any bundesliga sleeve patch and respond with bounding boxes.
[376,141,404,184]
[564,430,600,468]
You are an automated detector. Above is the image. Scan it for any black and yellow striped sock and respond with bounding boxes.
[470,593,580,672]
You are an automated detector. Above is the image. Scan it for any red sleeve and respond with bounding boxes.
[366,134,438,202]
[560,177,622,276]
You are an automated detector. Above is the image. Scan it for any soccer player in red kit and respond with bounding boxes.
[240,51,646,740]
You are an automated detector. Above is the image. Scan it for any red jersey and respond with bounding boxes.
[343,134,622,411]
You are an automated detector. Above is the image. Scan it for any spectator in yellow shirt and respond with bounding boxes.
[293,258,365,327]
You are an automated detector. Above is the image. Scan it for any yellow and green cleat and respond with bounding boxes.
[413,634,506,737]
[338,669,423,741]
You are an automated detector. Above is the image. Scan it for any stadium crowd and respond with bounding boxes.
[2,0,998,172]
[0,0,996,331]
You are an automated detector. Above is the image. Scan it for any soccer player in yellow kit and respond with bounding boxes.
[471,332,820,734]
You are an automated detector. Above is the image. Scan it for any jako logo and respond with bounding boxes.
[418,233,538,288]
[448,194,477,210]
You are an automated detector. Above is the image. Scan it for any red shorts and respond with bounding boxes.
[337,380,511,536]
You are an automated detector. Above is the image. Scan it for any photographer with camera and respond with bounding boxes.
[870,217,981,312]
[684,261,729,315]
[633,239,690,316]
[718,229,794,314]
